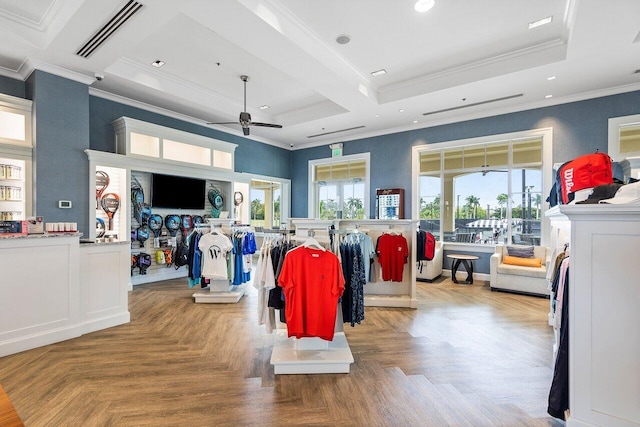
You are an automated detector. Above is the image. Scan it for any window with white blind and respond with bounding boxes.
[413,129,552,246]
[308,153,370,220]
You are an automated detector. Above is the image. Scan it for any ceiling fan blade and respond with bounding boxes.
[251,122,283,128]
[242,127,250,136]
[207,121,239,125]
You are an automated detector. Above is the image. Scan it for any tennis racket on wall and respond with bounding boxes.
[164,214,181,247]
[100,193,120,230]
[208,187,224,218]
[96,171,110,209]
[149,214,163,248]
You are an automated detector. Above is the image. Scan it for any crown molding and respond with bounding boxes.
[19,58,95,84]
[88,87,291,150]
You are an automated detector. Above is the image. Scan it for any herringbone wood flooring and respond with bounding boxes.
[0,278,563,426]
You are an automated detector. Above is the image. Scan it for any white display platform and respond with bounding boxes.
[271,331,354,374]
[364,294,416,308]
[192,282,246,303]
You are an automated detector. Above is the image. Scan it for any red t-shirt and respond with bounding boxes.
[376,234,409,282]
[278,246,345,341]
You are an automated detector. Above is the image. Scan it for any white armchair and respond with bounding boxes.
[416,241,443,282]
[490,245,550,297]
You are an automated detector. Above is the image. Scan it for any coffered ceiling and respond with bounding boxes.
[0,0,639,149]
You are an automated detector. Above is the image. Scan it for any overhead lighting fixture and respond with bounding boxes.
[545,94,553,99]
[336,34,351,45]
[413,120,418,124]
[374,114,380,118]
[414,0,435,13]
[547,75,556,81]
[399,109,405,113]
[528,16,552,29]
[151,60,165,68]
[259,105,270,110]
[371,69,387,77]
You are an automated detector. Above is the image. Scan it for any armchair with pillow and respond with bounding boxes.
[490,244,551,297]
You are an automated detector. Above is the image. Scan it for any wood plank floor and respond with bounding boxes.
[0,277,564,426]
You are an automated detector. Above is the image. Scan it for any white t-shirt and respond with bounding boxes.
[198,232,233,280]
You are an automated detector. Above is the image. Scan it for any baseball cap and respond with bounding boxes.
[576,183,623,204]
[599,181,640,204]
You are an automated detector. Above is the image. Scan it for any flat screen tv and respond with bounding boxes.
[151,174,206,210]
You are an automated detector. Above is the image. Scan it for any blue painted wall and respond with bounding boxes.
[26,71,91,235]
[0,75,25,98]
[291,90,640,218]
[89,96,292,179]
[1,74,291,237]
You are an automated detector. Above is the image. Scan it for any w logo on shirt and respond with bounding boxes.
[209,245,223,259]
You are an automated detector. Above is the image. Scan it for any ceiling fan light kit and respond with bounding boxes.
[207,75,282,136]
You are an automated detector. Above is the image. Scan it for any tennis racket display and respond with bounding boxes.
[137,225,150,245]
[149,214,163,247]
[96,218,106,238]
[100,192,120,230]
[208,188,224,218]
[165,214,181,246]
[96,171,110,209]
[181,215,193,237]
[131,177,145,225]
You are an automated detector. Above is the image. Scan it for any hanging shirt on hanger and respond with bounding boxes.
[278,246,345,341]
[198,231,233,280]
[376,233,409,282]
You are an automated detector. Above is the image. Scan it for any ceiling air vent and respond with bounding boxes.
[422,94,524,116]
[307,126,365,138]
[75,0,144,58]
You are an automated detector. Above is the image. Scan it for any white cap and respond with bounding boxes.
[599,181,640,204]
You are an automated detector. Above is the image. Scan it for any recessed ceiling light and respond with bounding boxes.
[259,105,270,110]
[151,60,165,68]
[528,16,553,29]
[547,75,556,81]
[413,120,418,124]
[371,69,387,77]
[374,114,380,118]
[414,0,435,13]
[399,109,405,113]
[336,34,351,44]
[545,94,553,99]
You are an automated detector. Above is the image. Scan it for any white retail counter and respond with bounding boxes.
[0,234,130,357]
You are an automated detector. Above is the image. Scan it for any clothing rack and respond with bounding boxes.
[270,218,354,374]
[339,219,416,308]
[192,219,251,304]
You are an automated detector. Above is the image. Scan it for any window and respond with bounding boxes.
[413,129,552,246]
[250,179,282,229]
[114,117,236,171]
[308,153,370,220]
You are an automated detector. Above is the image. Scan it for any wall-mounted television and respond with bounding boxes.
[151,174,206,210]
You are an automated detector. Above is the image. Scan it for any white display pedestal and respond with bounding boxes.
[270,331,354,374]
[559,204,640,427]
[192,280,246,303]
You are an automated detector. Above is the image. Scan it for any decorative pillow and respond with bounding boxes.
[506,245,535,258]
[503,255,542,268]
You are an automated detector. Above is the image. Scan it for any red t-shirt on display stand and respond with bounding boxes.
[376,233,409,282]
[278,246,345,341]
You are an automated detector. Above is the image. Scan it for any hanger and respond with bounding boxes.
[302,229,326,251]
[303,236,326,251]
